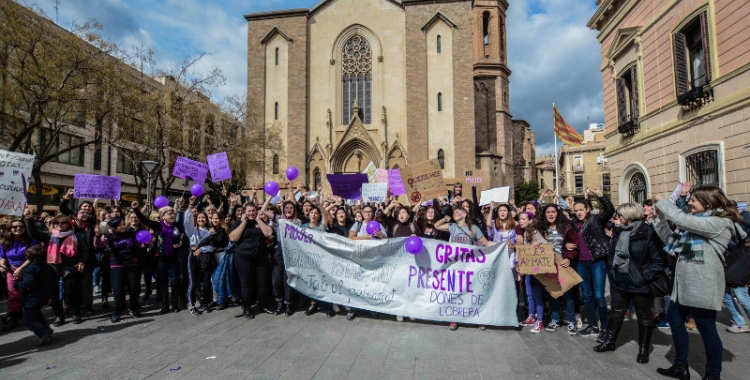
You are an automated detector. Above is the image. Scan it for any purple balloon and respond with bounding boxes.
[154,196,169,209]
[190,184,204,197]
[135,230,153,245]
[405,236,424,255]
[286,166,299,181]
[265,181,280,196]
[366,221,381,235]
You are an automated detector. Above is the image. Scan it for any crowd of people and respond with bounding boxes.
[1,181,749,380]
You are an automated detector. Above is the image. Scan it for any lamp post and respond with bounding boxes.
[139,160,159,214]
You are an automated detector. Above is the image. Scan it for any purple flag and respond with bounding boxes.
[326,173,368,200]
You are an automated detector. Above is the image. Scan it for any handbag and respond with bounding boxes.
[629,244,673,297]
[723,224,750,288]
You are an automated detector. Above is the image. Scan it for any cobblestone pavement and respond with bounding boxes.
[0,299,748,380]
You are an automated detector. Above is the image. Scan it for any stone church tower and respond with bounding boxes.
[245,0,534,195]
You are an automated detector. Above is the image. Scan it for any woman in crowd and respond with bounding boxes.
[199,211,230,311]
[0,219,36,331]
[485,203,520,321]
[385,201,423,238]
[418,205,448,241]
[262,198,299,316]
[25,211,89,326]
[515,211,547,333]
[327,202,354,238]
[92,223,111,310]
[132,201,188,315]
[184,207,213,315]
[572,188,614,342]
[538,204,580,335]
[653,185,744,380]
[229,203,275,319]
[104,217,142,323]
[349,205,388,241]
[128,211,153,301]
[301,204,336,318]
[435,206,493,331]
[593,203,665,364]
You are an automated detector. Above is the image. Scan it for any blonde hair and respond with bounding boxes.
[616,203,644,224]
[158,206,175,219]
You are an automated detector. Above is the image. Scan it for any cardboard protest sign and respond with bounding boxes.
[362,183,388,203]
[0,149,34,216]
[516,244,556,275]
[376,168,388,183]
[479,186,510,206]
[399,159,444,204]
[362,161,378,183]
[326,173,368,200]
[206,152,232,182]
[388,169,406,196]
[464,169,490,187]
[172,156,208,183]
[73,174,122,200]
[535,255,583,299]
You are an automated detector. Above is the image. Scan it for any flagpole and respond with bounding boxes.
[553,103,560,198]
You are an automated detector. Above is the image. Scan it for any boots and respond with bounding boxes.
[171,285,181,313]
[657,364,690,380]
[637,323,653,364]
[594,312,623,353]
[593,331,616,352]
[159,286,170,315]
[274,301,285,315]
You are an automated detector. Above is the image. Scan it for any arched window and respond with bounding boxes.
[272,155,279,175]
[437,35,442,54]
[482,12,490,45]
[438,93,443,112]
[274,102,279,120]
[313,169,322,191]
[629,172,647,204]
[275,48,279,65]
[342,35,372,124]
[438,149,445,169]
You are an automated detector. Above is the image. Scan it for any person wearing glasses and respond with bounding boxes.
[1,220,37,331]
[24,209,89,326]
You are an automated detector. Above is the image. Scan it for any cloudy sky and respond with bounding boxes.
[33,0,603,156]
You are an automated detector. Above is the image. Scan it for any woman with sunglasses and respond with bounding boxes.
[24,209,89,326]
[1,220,37,331]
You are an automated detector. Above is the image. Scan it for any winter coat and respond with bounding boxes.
[607,222,666,294]
[574,195,615,261]
[15,260,54,309]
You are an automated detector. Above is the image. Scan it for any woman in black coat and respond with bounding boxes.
[593,203,665,364]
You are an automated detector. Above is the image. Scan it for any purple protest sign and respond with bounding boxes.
[388,169,406,196]
[326,173,368,200]
[206,152,232,182]
[172,156,208,183]
[73,174,121,200]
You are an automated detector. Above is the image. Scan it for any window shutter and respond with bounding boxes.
[673,32,689,95]
[616,77,627,125]
[630,66,639,120]
[700,11,712,82]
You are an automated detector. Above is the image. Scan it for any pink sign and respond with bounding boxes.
[388,169,406,196]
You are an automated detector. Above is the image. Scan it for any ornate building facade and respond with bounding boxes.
[245,0,535,194]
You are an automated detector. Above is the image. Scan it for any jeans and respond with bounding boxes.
[110,266,141,313]
[576,260,609,330]
[525,275,544,320]
[23,307,51,339]
[550,289,575,323]
[667,301,723,376]
[723,286,750,326]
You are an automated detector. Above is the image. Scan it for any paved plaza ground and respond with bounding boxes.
[0,299,748,380]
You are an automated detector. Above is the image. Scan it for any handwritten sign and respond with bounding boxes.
[206,152,232,182]
[465,169,490,186]
[738,202,747,212]
[362,183,388,203]
[536,256,583,299]
[399,159,445,204]
[479,186,511,206]
[172,156,208,183]
[362,161,378,183]
[0,149,34,216]
[387,169,406,196]
[326,173,368,200]
[516,244,556,274]
[73,174,122,200]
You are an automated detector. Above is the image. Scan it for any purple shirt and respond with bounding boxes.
[0,241,31,267]
[575,221,592,261]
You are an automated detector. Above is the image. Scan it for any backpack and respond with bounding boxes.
[724,223,750,288]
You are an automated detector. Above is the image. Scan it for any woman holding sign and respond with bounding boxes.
[435,206,493,331]
[514,211,548,334]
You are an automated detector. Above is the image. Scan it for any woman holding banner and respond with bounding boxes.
[262,198,300,316]
[486,203,520,321]
[301,205,336,318]
[515,211,548,333]
[349,205,388,241]
[435,206,493,331]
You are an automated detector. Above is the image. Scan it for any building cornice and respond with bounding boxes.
[473,62,512,76]
[244,8,308,21]
[421,11,457,31]
[587,0,617,30]
[402,0,469,6]
[594,0,640,42]
[259,26,293,44]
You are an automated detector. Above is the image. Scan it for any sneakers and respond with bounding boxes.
[727,324,750,333]
[596,330,608,343]
[449,322,459,331]
[478,325,486,331]
[545,321,561,332]
[575,313,583,329]
[578,325,600,337]
[530,321,544,334]
[625,310,632,319]
[346,310,356,321]
[128,309,142,318]
[656,320,670,329]
[521,315,536,327]
[110,313,121,323]
[396,315,404,322]
[567,322,578,335]
[94,286,101,295]
[686,318,697,330]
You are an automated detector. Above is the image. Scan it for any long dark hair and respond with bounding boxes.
[2,220,32,250]
[537,204,573,237]
[493,204,516,231]
[518,212,538,244]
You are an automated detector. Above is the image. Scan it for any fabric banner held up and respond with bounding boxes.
[279,220,518,326]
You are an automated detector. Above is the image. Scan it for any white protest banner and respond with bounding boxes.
[362,161,378,183]
[73,174,122,200]
[362,183,388,203]
[0,150,34,216]
[279,220,518,326]
[479,186,510,206]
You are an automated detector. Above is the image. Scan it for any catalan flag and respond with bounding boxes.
[553,106,584,147]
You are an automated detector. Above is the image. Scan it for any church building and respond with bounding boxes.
[245,0,535,195]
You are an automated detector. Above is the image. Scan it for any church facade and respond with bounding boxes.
[245,0,535,195]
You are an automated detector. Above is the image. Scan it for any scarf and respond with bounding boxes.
[663,210,712,263]
[161,221,175,256]
[613,221,642,273]
[47,229,77,264]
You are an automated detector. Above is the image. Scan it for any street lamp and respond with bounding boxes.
[139,160,159,214]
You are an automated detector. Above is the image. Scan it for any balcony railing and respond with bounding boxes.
[574,186,584,194]
[678,79,713,110]
[617,115,639,136]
